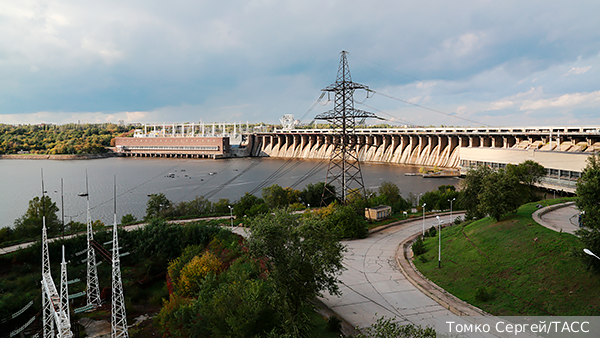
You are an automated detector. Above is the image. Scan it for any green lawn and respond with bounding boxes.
[414,198,600,316]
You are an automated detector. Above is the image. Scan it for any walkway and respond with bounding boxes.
[532,201,580,235]
[317,202,583,335]
[318,214,465,331]
[0,215,233,256]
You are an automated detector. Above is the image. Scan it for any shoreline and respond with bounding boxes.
[0,153,119,160]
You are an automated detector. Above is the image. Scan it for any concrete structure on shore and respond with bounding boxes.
[114,122,253,159]
[115,123,600,193]
[251,126,600,193]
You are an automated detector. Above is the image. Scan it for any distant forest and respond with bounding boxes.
[0,123,136,155]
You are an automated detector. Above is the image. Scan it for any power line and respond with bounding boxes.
[356,101,415,126]
[204,161,261,200]
[369,89,493,127]
[348,52,493,127]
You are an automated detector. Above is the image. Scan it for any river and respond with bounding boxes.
[0,157,459,229]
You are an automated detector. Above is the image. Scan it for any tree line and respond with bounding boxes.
[0,123,135,154]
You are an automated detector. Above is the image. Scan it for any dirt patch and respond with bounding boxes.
[79,318,111,338]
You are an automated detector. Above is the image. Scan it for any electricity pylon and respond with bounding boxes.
[111,176,129,338]
[41,170,73,338]
[83,172,102,308]
[315,51,380,204]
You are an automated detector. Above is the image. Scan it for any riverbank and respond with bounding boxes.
[0,153,119,160]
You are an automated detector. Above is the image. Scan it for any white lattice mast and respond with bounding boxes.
[85,171,102,308]
[111,176,129,338]
[41,217,54,338]
[60,245,71,328]
[41,168,73,338]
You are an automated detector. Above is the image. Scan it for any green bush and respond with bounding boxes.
[425,226,436,237]
[412,237,426,256]
[475,286,492,302]
[327,316,342,333]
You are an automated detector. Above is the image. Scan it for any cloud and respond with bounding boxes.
[442,32,486,58]
[2,1,600,127]
[566,66,592,75]
[520,90,600,111]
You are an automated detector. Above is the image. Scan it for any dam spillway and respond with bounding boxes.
[115,124,600,193]
[251,126,600,193]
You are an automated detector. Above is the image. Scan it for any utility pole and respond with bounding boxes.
[315,51,380,204]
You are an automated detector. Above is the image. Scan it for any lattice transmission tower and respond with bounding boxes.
[111,177,129,338]
[83,172,102,309]
[315,51,380,204]
[40,170,73,338]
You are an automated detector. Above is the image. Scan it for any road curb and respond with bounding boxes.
[395,227,490,317]
[531,201,577,233]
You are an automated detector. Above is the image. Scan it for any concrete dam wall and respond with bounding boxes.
[251,132,461,168]
[251,126,600,171]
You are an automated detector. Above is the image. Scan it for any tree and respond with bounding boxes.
[355,316,436,338]
[460,165,493,220]
[14,195,60,237]
[261,184,288,209]
[234,193,268,218]
[120,214,137,225]
[172,195,212,218]
[506,160,546,201]
[576,154,600,273]
[247,209,345,336]
[326,204,368,239]
[300,182,336,207]
[377,181,410,213]
[477,169,522,221]
[145,193,172,220]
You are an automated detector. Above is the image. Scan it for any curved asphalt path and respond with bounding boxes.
[319,202,583,334]
[318,214,461,331]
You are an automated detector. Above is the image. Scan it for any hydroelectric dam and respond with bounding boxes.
[115,123,600,193]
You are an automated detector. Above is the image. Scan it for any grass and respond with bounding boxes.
[414,197,600,316]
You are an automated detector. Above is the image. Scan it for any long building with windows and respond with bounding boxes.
[115,123,600,193]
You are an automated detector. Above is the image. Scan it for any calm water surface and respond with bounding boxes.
[0,157,459,229]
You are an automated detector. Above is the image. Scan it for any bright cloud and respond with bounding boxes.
[566,66,592,75]
[2,1,600,126]
[520,90,600,111]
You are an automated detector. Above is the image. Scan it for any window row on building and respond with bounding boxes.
[460,159,581,181]
[121,145,220,151]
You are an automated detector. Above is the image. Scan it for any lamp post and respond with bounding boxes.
[228,205,233,228]
[422,203,427,236]
[584,248,600,260]
[437,216,444,268]
[448,198,456,225]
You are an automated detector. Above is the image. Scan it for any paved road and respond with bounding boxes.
[319,214,459,330]
[0,215,234,256]
[534,202,580,235]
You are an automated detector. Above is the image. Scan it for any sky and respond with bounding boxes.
[2,0,600,127]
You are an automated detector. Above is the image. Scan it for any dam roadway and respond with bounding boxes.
[116,124,600,193]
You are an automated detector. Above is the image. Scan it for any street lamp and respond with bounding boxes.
[448,198,456,225]
[228,205,233,228]
[437,216,444,268]
[584,248,600,260]
[422,203,427,236]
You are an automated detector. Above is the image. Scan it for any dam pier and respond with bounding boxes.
[116,124,600,193]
